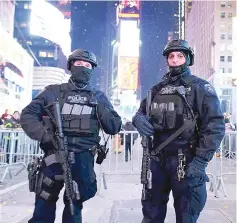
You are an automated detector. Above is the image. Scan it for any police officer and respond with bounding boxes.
[132,40,225,223]
[20,49,122,223]
[121,121,138,162]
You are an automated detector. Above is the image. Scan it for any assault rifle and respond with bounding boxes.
[141,90,152,200]
[45,101,80,215]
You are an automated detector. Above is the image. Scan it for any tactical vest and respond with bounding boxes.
[59,84,100,136]
[150,84,191,131]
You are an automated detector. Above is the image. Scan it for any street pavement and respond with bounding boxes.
[0,160,236,223]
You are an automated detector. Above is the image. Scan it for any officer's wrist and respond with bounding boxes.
[192,156,208,168]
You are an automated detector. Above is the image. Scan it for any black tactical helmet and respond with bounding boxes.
[67,49,97,71]
[163,39,194,66]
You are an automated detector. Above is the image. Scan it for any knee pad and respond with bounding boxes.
[38,153,64,202]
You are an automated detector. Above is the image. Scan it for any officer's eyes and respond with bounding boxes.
[75,62,83,66]
[169,54,184,59]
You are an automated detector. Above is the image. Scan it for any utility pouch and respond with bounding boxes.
[27,162,36,192]
[165,110,176,129]
[27,156,43,193]
[165,102,176,129]
[150,103,165,125]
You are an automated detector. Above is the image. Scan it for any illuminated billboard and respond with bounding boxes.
[30,0,71,56]
[118,56,138,90]
[0,22,34,113]
[119,20,140,57]
[58,0,71,19]
[0,24,33,90]
[118,0,140,19]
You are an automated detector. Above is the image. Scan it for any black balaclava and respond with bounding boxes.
[70,64,93,86]
[168,51,190,77]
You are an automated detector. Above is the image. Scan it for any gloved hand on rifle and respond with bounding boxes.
[40,130,57,152]
[132,112,154,137]
[186,156,209,187]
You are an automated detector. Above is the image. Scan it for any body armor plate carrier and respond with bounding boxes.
[150,84,193,132]
[59,84,100,136]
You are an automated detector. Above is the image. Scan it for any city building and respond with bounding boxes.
[178,0,186,39]
[13,0,71,96]
[99,2,117,96]
[0,0,34,114]
[0,0,15,36]
[232,15,237,124]
[186,0,236,122]
[168,31,174,42]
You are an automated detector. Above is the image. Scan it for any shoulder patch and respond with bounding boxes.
[196,78,217,96]
[204,83,215,94]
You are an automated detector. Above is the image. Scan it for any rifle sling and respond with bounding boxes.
[151,114,198,156]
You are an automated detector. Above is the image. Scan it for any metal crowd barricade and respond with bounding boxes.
[211,131,236,197]
[0,128,235,197]
[0,129,43,182]
[97,131,142,193]
[207,153,219,197]
[98,130,237,198]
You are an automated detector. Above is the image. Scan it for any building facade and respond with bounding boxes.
[186,0,236,121]
[0,0,15,36]
[13,0,71,98]
[0,2,34,114]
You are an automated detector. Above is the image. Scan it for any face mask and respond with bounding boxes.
[169,64,188,76]
[71,66,92,84]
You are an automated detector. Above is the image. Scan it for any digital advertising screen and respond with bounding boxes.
[118,0,140,19]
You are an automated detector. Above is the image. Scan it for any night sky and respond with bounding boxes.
[140,1,178,98]
[71,1,178,98]
[71,1,108,87]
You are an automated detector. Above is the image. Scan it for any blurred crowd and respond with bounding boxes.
[0,109,21,129]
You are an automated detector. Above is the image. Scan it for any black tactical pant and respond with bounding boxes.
[125,142,132,162]
[29,150,97,223]
[141,150,207,223]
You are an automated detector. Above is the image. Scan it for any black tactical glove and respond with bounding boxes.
[186,156,209,187]
[40,131,56,152]
[132,112,154,137]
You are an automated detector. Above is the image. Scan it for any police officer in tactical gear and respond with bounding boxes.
[20,49,122,223]
[132,40,225,223]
